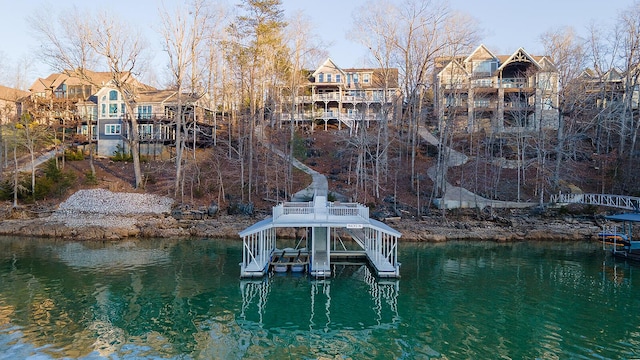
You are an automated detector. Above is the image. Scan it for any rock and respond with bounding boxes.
[208,202,219,216]
[0,189,604,243]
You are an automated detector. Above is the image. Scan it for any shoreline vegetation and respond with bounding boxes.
[0,189,602,242]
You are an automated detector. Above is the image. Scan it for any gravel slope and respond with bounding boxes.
[50,189,174,228]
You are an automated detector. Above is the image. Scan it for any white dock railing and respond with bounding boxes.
[272,201,369,221]
[550,193,640,211]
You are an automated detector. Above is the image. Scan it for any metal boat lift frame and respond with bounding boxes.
[239,195,401,278]
[601,212,640,261]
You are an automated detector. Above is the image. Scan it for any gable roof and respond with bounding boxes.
[312,58,346,78]
[604,68,623,81]
[437,57,469,78]
[536,56,557,72]
[29,73,60,93]
[0,85,29,101]
[464,44,498,63]
[29,70,156,94]
[497,48,541,71]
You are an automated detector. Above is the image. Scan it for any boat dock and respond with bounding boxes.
[600,212,640,262]
[239,195,401,278]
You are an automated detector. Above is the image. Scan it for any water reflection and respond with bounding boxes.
[55,241,171,271]
[239,265,400,333]
[3,238,640,358]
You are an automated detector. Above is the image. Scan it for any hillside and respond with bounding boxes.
[1,124,632,222]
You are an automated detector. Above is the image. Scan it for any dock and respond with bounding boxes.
[601,212,640,262]
[239,195,401,278]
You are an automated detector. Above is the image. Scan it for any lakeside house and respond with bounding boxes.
[273,58,403,134]
[433,44,559,134]
[0,85,29,125]
[26,70,216,157]
[2,51,638,159]
[577,67,640,114]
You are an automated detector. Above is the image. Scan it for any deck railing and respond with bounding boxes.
[272,201,369,221]
[501,78,529,88]
[550,193,640,211]
[272,201,313,219]
[328,202,369,218]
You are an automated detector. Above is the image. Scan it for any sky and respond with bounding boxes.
[0,0,632,89]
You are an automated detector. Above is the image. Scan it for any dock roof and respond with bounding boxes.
[605,213,640,222]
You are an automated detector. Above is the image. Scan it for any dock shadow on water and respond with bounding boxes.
[1,237,640,359]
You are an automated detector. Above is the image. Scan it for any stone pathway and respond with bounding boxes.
[255,124,336,202]
[260,124,535,209]
[418,127,536,210]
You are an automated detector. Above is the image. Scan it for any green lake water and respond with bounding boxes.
[0,237,639,359]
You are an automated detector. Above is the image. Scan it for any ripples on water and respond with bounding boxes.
[1,238,640,359]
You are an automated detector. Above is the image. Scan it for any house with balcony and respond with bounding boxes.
[434,45,559,133]
[78,87,216,157]
[276,58,401,134]
[28,70,215,157]
[577,67,640,112]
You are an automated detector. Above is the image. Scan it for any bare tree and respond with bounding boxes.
[90,12,149,189]
[14,113,51,197]
[159,0,221,198]
[350,0,398,200]
[282,12,325,199]
[617,3,640,160]
[540,26,587,190]
[32,7,148,188]
[352,0,479,212]
[226,0,287,203]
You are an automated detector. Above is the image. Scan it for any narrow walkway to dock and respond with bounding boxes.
[255,124,338,201]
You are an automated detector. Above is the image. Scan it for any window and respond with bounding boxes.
[336,74,341,83]
[543,98,553,110]
[101,104,106,117]
[109,90,118,100]
[537,74,552,90]
[109,104,118,117]
[327,74,332,82]
[472,60,497,76]
[81,125,97,140]
[363,73,370,83]
[139,124,153,139]
[137,105,152,119]
[353,73,359,83]
[105,124,121,135]
[318,73,324,82]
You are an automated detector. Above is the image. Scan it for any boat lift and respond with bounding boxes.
[600,212,640,261]
[239,195,401,278]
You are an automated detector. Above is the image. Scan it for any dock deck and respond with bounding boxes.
[239,196,401,279]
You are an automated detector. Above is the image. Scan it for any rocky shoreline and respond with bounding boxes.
[0,189,603,242]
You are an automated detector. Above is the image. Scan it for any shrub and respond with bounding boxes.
[290,133,307,161]
[34,159,76,199]
[0,180,13,201]
[84,171,98,185]
[110,144,133,162]
[65,149,85,161]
